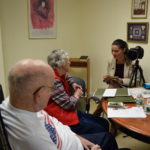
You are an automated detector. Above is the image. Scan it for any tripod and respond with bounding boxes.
[129,59,146,87]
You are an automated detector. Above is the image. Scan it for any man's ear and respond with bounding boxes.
[33,90,42,104]
[32,91,42,111]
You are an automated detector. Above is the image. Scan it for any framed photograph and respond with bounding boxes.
[28,0,56,39]
[131,0,148,19]
[127,22,149,43]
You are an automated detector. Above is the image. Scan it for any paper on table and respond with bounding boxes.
[103,88,117,97]
[108,106,146,118]
[142,89,150,98]
[128,87,150,98]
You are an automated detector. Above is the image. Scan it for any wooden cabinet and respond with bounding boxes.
[70,58,90,98]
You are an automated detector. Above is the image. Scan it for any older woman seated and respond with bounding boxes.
[44,49,109,135]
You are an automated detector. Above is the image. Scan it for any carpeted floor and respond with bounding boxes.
[116,131,150,150]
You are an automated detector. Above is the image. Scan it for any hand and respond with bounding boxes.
[103,75,113,84]
[76,135,101,150]
[103,74,110,80]
[110,77,123,84]
[72,83,82,90]
[117,78,123,83]
[74,88,83,99]
[108,77,123,88]
[91,144,101,150]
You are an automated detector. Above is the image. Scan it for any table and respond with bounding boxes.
[102,99,150,143]
[70,58,90,97]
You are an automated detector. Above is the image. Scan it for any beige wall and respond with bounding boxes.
[81,0,150,91]
[0,24,6,96]
[1,0,150,96]
[0,0,84,95]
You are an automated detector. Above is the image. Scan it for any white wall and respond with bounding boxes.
[1,0,150,95]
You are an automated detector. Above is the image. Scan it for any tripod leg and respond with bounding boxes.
[129,66,137,87]
[138,66,146,85]
[134,68,138,87]
[130,60,146,87]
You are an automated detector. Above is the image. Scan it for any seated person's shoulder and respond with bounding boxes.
[107,57,115,65]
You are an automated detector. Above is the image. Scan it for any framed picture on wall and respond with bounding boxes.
[131,0,148,19]
[127,22,149,43]
[28,0,56,39]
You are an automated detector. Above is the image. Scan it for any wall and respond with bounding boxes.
[81,0,150,92]
[0,0,84,95]
[1,0,150,96]
[0,24,6,96]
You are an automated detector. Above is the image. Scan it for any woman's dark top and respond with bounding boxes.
[114,64,124,78]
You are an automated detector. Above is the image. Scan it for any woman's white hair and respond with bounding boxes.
[47,49,69,69]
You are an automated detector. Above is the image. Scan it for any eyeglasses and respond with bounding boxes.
[33,85,57,95]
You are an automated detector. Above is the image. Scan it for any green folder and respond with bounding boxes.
[115,88,128,96]
[110,88,135,102]
[108,96,135,103]
[94,88,135,103]
[94,88,105,97]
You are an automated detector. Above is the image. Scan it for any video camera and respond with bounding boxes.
[126,46,144,61]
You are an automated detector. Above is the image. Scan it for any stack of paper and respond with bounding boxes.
[128,87,150,98]
[108,106,146,118]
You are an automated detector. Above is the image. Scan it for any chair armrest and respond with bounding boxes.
[86,96,102,113]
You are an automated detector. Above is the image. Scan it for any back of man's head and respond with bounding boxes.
[8,59,54,111]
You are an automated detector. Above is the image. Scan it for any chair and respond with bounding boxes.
[86,96,103,114]
[70,77,86,96]
[70,77,103,114]
[0,85,11,150]
[0,84,4,104]
[70,77,87,112]
[0,111,12,150]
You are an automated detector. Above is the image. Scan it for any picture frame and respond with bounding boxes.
[28,0,56,39]
[127,22,149,43]
[131,0,148,19]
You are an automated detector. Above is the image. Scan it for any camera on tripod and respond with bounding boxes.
[126,46,144,61]
[126,46,145,87]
